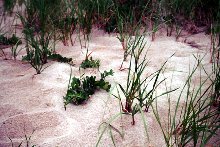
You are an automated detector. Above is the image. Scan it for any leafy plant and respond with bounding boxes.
[80,56,100,69]
[97,69,114,91]
[0,34,8,45]
[64,69,114,109]
[80,50,100,69]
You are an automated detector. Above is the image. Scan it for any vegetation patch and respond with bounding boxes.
[47,53,72,63]
[64,69,113,108]
[80,56,100,69]
[0,34,22,46]
[22,52,72,63]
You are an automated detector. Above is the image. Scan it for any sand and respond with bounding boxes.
[0,27,218,147]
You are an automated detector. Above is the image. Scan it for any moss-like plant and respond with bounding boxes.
[64,69,114,109]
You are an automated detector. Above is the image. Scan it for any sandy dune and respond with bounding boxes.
[0,28,217,146]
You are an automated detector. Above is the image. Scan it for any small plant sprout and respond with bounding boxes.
[80,50,100,69]
[8,129,36,147]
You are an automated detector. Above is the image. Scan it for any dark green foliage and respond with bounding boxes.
[0,35,9,45]
[20,23,51,74]
[0,34,22,46]
[162,0,220,29]
[101,69,114,80]
[115,35,176,125]
[64,70,114,108]
[80,57,100,69]
[22,52,72,64]
[172,0,219,21]
[104,17,117,33]
[47,53,72,63]
[82,76,97,95]
[64,77,88,106]
[9,34,22,45]
[21,52,34,61]
[214,70,220,110]
[98,69,114,91]
[77,0,96,38]
[3,0,16,14]
[18,0,58,74]
[18,0,74,73]
[51,0,77,46]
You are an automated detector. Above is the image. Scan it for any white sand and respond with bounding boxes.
[0,28,218,146]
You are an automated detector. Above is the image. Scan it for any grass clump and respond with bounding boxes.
[64,69,113,108]
[18,0,68,74]
[114,35,176,125]
[151,56,220,146]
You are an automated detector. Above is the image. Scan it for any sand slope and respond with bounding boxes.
[0,29,217,147]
